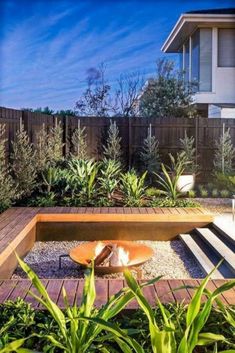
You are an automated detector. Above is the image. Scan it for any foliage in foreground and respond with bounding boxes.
[0,258,234,353]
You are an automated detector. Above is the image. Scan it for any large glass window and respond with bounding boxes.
[184,40,190,85]
[199,28,212,91]
[218,28,235,67]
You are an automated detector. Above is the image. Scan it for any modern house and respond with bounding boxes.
[161,8,235,118]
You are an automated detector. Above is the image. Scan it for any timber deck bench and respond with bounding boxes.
[0,207,214,279]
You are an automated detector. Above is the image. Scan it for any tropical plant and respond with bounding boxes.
[179,131,198,174]
[121,170,147,206]
[103,120,122,161]
[213,126,235,175]
[41,166,61,193]
[0,124,18,212]
[98,158,121,201]
[11,121,37,197]
[154,154,186,201]
[148,197,200,208]
[71,120,88,160]
[140,124,160,176]
[65,159,98,205]
[6,255,150,353]
[124,265,235,353]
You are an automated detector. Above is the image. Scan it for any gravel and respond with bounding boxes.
[12,240,204,279]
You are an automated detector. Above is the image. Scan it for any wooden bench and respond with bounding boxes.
[0,207,214,279]
[0,278,234,308]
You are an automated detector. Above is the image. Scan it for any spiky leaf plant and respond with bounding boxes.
[121,169,147,206]
[103,120,122,161]
[35,123,49,172]
[213,126,235,175]
[47,119,64,165]
[179,131,198,174]
[71,119,88,160]
[0,124,18,212]
[140,124,160,176]
[11,121,37,197]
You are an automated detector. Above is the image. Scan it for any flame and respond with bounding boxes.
[117,246,129,266]
[95,241,105,257]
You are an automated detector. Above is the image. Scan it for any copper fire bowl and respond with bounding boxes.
[69,240,154,274]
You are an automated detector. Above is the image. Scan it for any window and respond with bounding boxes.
[184,40,190,85]
[218,29,235,67]
[191,29,200,91]
[199,28,212,91]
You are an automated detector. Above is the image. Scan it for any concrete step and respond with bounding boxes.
[195,228,235,275]
[179,233,224,279]
[212,221,235,247]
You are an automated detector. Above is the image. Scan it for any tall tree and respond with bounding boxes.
[139,58,197,118]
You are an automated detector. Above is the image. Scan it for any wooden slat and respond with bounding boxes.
[46,279,63,306]
[154,280,175,303]
[95,280,108,307]
[168,279,191,303]
[24,279,49,308]
[57,279,79,308]
[108,279,124,298]
[0,279,18,302]
[212,279,235,305]
[9,279,32,301]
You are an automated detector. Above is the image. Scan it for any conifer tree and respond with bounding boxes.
[213,126,235,175]
[103,120,122,161]
[35,123,49,171]
[0,124,18,211]
[71,120,88,160]
[140,124,160,175]
[11,120,37,197]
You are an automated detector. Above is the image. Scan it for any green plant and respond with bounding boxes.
[213,126,235,175]
[214,172,235,193]
[140,124,160,176]
[124,265,235,353]
[35,123,49,172]
[103,120,122,161]
[47,120,64,165]
[41,166,61,193]
[65,159,98,205]
[32,193,57,207]
[0,124,18,212]
[145,187,164,197]
[10,255,148,353]
[11,121,37,197]
[154,154,186,201]
[211,189,219,198]
[199,188,209,198]
[148,197,200,208]
[220,189,230,198]
[71,120,88,160]
[98,158,121,200]
[188,190,196,198]
[179,131,198,174]
[121,169,147,206]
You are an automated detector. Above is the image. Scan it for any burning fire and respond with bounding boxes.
[94,241,105,257]
[94,242,130,267]
[117,246,129,266]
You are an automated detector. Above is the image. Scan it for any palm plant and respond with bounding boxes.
[121,170,147,206]
[154,154,186,201]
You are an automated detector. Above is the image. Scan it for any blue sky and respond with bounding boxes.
[0,0,234,110]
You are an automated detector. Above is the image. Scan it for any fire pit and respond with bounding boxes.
[69,240,154,274]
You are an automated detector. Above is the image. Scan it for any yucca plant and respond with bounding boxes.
[154,154,186,201]
[121,169,147,206]
[4,255,160,353]
[124,263,235,353]
[41,166,61,194]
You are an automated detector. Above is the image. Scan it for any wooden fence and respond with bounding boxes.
[1,106,235,180]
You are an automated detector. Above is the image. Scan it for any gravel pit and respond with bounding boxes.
[12,240,204,279]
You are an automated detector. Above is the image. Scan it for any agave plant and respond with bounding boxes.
[41,166,61,194]
[154,154,187,201]
[98,158,121,201]
[124,263,235,353]
[121,169,147,207]
[64,159,98,205]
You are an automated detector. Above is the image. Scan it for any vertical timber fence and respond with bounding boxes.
[0,106,235,181]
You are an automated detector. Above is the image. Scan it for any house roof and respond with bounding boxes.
[161,8,235,53]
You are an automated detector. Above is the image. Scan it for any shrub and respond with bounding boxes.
[47,120,64,165]
[145,187,163,197]
[11,121,37,197]
[140,123,160,176]
[0,125,18,212]
[211,188,219,198]
[35,123,49,172]
[220,189,230,198]
[213,127,235,175]
[103,120,122,161]
[98,158,121,201]
[179,131,198,174]
[199,188,209,198]
[71,119,88,160]
[148,197,200,208]
[188,190,196,198]
[214,172,235,193]
[121,169,147,206]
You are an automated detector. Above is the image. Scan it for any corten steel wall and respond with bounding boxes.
[0,106,235,180]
